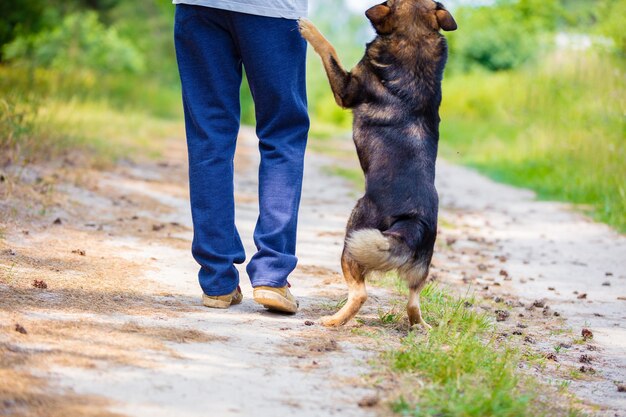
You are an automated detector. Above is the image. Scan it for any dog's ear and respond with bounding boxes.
[435,2,457,31]
[366,3,393,34]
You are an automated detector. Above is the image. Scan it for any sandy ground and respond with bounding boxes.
[1,126,624,416]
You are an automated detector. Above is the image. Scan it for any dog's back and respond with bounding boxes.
[299,0,456,328]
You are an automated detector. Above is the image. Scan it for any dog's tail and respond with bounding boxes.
[345,228,414,271]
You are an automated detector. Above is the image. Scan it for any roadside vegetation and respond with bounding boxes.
[367,274,586,417]
[0,1,181,167]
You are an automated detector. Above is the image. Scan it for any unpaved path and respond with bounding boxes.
[436,162,626,413]
[1,127,625,416]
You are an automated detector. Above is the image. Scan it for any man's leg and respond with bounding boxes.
[174,5,246,296]
[230,14,309,288]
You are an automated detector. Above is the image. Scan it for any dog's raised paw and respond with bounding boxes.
[297,18,324,49]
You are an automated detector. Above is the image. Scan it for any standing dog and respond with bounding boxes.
[299,0,456,329]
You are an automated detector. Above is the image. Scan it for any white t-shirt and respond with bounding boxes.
[172,0,308,19]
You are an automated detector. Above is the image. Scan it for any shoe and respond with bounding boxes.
[202,286,243,309]
[253,283,298,314]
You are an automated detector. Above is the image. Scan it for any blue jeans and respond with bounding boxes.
[174,5,309,296]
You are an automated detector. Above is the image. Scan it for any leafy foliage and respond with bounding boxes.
[3,12,144,74]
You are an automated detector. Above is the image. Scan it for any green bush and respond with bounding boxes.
[447,0,561,72]
[3,11,144,74]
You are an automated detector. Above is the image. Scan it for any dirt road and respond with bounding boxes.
[1,127,624,416]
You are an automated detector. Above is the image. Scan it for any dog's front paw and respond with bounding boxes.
[297,18,315,40]
[298,18,326,52]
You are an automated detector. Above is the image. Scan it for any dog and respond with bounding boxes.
[299,0,456,329]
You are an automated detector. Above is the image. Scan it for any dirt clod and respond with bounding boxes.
[577,293,587,299]
[581,328,593,340]
[579,366,596,374]
[15,323,27,334]
[309,339,339,353]
[524,336,536,344]
[53,217,63,225]
[544,352,558,361]
[495,310,510,322]
[617,384,626,392]
[152,224,166,232]
[72,249,86,256]
[601,281,610,286]
[358,394,380,408]
[32,280,48,289]
[579,354,592,364]
[304,320,315,326]
[499,269,509,278]
[532,299,546,308]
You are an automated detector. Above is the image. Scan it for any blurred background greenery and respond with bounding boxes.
[0,0,624,230]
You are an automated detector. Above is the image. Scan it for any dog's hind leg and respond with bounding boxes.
[401,263,432,330]
[320,249,367,327]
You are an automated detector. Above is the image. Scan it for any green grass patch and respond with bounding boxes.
[440,50,625,232]
[0,65,182,167]
[375,276,582,416]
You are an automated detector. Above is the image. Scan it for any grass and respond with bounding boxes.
[367,275,584,417]
[440,50,625,232]
[0,65,182,167]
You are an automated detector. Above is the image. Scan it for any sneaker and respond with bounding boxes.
[202,286,243,309]
[253,283,298,314]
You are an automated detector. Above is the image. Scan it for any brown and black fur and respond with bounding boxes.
[299,0,456,328]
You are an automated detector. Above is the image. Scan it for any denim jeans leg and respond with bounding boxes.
[174,5,246,296]
[230,14,310,288]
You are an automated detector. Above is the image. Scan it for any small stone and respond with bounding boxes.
[32,280,48,289]
[532,299,546,308]
[304,320,315,326]
[499,269,509,278]
[358,394,380,408]
[478,264,488,272]
[617,384,626,392]
[544,352,558,361]
[15,323,27,334]
[53,217,63,225]
[581,328,593,340]
[602,281,611,286]
[495,310,510,322]
[579,354,592,364]
[71,249,86,256]
[577,293,587,299]
[524,336,536,344]
[579,366,596,374]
